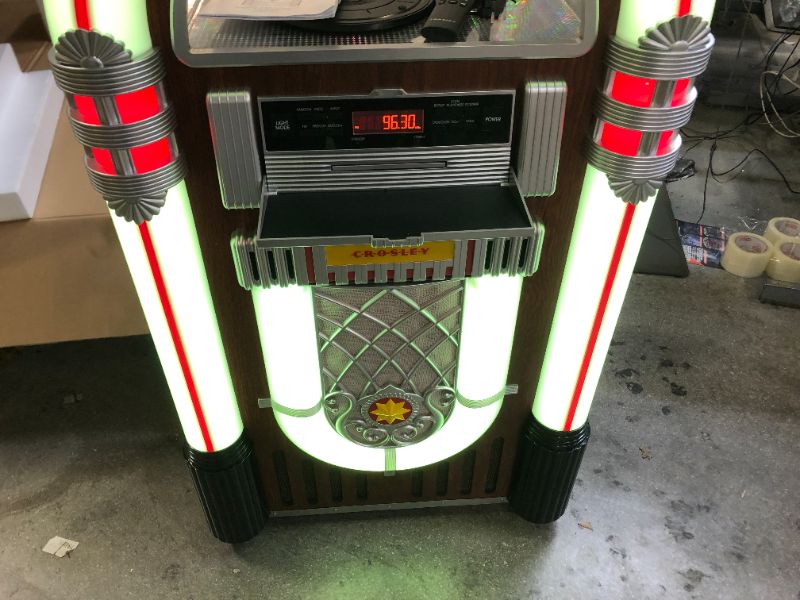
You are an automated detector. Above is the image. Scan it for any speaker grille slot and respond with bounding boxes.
[302,460,318,504]
[411,470,424,497]
[460,449,477,495]
[485,437,505,493]
[436,462,450,496]
[273,451,294,505]
[356,474,368,499]
[329,469,343,503]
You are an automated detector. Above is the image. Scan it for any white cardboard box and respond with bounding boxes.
[0,43,63,222]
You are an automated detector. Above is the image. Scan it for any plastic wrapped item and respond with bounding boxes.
[767,241,800,283]
[721,232,773,278]
[765,217,800,247]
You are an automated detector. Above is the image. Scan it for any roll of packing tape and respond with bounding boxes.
[721,233,773,278]
[766,242,800,283]
[764,217,800,247]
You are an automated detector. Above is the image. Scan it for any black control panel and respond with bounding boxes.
[259,92,514,151]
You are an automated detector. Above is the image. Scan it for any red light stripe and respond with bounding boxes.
[563,203,637,431]
[139,222,215,452]
[91,148,115,174]
[74,0,91,29]
[130,138,173,174]
[678,0,692,16]
[115,87,162,124]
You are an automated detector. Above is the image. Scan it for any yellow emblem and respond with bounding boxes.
[369,398,412,425]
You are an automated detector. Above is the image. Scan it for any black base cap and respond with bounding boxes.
[508,415,590,524]
[185,433,267,543]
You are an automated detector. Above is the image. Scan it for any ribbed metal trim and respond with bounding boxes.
[585,140,680,181]
[49,48,165,96]
[271,401,322,417]
[516,80,567,197]
[605,35,714,80]
[231,232,258,291]
[595,92,696,132]
[384,448,397,474]
[69,106,177,149]
[207,90,263,210]
[87,157,187,198]
[457,388,506,408]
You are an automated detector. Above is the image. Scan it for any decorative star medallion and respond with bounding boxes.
[324,385,455,448]
[369,398,412,425]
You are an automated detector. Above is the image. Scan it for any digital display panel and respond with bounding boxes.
[352,110,424,135]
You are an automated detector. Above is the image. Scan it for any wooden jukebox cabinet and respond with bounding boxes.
[43,0,716,541]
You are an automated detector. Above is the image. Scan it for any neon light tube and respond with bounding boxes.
[88,0,153,58]
[147,183,242,450]
[531,0,717,433]
[44,0,244,453]
[617,1,716,44]
[456,274,523,405]
[252,285,323,413]
[253,276,519,472]
[42,1,77,42]
[109,210,208,451]
[274,412,386,472]
[533,166,631,431]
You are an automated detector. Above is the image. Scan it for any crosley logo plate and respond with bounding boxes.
[325,241,455,267]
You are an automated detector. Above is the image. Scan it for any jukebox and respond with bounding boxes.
[42,0,716,541]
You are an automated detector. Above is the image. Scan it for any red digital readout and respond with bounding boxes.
[352,110,424,135]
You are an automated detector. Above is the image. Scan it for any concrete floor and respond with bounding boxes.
[2,5,800,598]
[1,264,799,600]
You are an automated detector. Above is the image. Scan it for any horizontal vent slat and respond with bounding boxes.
[266,169,509,179]
[265,146,511,193]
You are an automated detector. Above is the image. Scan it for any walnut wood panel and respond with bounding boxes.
[146,0,621,511]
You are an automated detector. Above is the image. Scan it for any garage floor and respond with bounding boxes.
[1,17,800,589]
[1,265,799,600]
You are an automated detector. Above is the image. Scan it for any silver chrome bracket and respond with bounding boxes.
[586,15,715,205]
[49,30,185,223]
[515,80,567,198]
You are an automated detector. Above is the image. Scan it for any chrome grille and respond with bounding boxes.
[314,281,463,398]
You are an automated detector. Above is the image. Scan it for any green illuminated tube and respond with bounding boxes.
[42,1,76,40]
[253,276,522,472]
[456,274,524,405]
[43,0,244,452]
[148,184,243,450]
[109,187,243,451]
[89,0,152,57]
[617,0,716,44]
[532,0,717,432]
[274,412,386,472]
[251,285,324,413]
[532,167,656,431]
[43,0,152,57]
[533,167,631,431]
[109,202,209,451]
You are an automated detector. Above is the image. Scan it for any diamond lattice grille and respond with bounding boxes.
[314,281,464,399]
